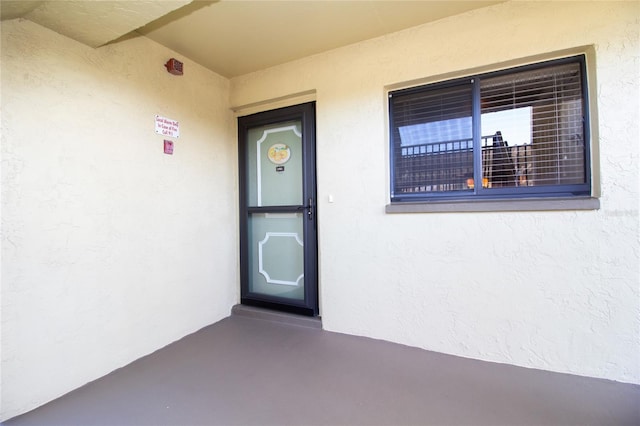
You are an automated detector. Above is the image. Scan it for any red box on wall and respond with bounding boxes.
[164,140,174,155]
[165,58,183,75]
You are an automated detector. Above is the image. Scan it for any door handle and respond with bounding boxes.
[306,197,314,221]
[296,198,314,220]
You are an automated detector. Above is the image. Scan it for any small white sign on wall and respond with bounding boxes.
[155,115,179,138]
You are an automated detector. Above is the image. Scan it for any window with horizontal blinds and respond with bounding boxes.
[391,83,473,194]
[389,55,590,202]
[480,62,585,189]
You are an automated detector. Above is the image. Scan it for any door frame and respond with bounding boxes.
[237,102,318,316]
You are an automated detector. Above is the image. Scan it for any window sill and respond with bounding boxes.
[385,197,600,214]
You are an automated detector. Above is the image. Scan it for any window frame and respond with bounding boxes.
[388,55,593,206]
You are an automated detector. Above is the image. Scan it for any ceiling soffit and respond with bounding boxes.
[139,1,504,78]
[0,0,192,48]
[1,0,505,77]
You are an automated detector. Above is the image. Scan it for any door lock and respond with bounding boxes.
[306,198,314,221]
[297,198,314,220]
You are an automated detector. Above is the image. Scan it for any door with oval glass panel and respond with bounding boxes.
[238,102,318,316]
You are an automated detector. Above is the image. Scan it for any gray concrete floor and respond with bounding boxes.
[4,306,639,426]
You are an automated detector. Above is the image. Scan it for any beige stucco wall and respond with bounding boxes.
[1,0,638,421]
[1,19,237,420]
[232,1,639,384]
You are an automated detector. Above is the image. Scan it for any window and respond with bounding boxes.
[389,56,591,203]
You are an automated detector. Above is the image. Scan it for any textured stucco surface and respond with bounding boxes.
[12,0,192,47]
[1,19,237,420]
[231,1,640,385]
[1,0,639,421]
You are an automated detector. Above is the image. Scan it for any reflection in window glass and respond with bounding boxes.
[389,56,589,201]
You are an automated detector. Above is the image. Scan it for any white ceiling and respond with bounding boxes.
[1,0,505,78]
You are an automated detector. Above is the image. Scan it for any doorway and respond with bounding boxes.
[238,102,318,316]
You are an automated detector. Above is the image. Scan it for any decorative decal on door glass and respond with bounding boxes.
[267,143,291,164]
[258,232,304,286]
[256,125,302,206]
